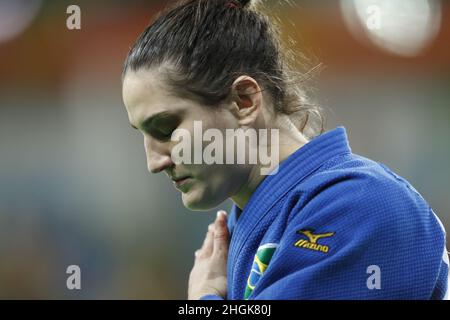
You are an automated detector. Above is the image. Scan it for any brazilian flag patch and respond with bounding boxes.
[244,243,278,299]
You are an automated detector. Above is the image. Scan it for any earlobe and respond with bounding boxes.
[237,104,259,127]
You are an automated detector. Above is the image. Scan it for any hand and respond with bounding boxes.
[188,210,229,300]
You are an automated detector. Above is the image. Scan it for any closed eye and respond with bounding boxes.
[146,115,180,141]
[131,111,183,141]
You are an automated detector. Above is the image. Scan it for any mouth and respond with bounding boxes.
[172,176,193,189]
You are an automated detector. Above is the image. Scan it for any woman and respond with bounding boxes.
[121,0,448,299]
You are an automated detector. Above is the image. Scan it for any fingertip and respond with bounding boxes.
[216,210,227,220]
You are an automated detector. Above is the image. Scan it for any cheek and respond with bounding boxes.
[185,166,230,201]
[201,164,248,197]
[181,164,250,210]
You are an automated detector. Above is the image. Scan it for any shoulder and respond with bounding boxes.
[298,153,410,198]
[271,153,446,298]
[285,153,443,242]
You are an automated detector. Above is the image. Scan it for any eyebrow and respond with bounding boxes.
[130,111,174,130]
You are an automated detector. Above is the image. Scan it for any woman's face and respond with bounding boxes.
[122,69,251,211]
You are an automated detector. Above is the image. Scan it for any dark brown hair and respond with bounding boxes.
[123,0,324,138]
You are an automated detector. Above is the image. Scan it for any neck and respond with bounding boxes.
[231,117,309,210]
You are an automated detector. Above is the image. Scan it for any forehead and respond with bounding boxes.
[122,69,187,127]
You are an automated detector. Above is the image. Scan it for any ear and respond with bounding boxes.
[230,76,263,128]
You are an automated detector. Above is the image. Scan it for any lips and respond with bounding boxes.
[172,176,192,188]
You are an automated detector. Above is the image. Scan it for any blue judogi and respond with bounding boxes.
[201,127,449,300]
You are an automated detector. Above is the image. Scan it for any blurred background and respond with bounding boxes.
[0,0,449,299]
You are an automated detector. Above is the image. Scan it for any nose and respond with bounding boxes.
[144,135,174,174]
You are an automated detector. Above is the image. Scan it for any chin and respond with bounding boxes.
[181,189,224,212]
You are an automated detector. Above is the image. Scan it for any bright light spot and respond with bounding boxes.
[341,0,442,57]
[0,0,42,44]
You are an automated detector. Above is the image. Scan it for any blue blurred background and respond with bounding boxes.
[0,0,449,299]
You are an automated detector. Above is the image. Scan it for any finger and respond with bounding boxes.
[213,210,229,257]
[199,224,215,257]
